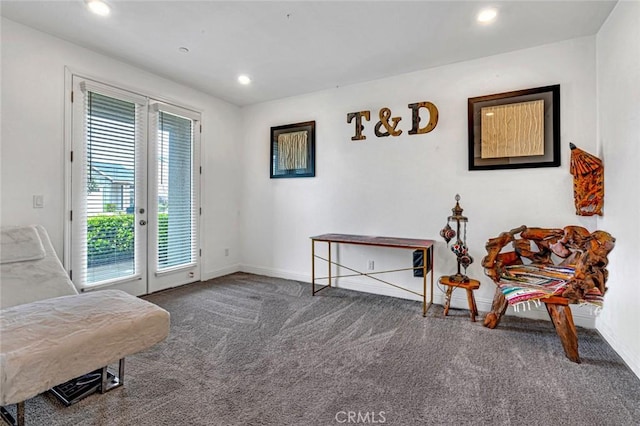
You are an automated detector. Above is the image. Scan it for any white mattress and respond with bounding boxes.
[0,225,78,309]
[0,289,170,406]
[0,225,45,264]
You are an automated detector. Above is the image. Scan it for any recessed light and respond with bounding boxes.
[238,75,251,85]
[477,8,497,24]
[86,0,110,17]
[178,47,190,53]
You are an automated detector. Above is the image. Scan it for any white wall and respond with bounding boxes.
[240,37,600,327]
[3,12,637,377]
[595,1,640,378]
[0,18,242,282]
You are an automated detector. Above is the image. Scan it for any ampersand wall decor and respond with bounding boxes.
[347,101,438,141]
[374,108,403,137]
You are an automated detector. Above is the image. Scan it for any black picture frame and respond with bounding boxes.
[468,84,560,171]
[270,121,316,178]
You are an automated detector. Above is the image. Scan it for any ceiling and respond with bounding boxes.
[1,1,617,107]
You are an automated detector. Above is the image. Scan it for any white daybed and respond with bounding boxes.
[0,225,78,309]
[0,225,170,426]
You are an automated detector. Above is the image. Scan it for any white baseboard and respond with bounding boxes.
[240,264,309,283]
[239,264,596,328]
[597,321,640,380]
[202,263,241,281]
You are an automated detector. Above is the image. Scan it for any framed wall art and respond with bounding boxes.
[270,121,316,178]
[468,84,560,171]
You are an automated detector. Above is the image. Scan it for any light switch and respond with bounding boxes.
[33,195,44,208]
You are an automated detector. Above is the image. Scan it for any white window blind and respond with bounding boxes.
[73,82,146,288]
[152,105,198,272]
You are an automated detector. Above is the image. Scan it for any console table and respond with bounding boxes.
[310,233,435,316]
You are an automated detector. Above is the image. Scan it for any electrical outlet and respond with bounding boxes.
[368,260,375,270]
[33,195,44,208]
[224,248,229,257]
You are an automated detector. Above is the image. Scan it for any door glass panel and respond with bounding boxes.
[85,92,136,283]
[157,111,195,270]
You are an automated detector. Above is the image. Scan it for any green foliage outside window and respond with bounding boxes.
[87,213,168,266]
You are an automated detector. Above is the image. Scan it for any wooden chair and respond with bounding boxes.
[482,225,615,363]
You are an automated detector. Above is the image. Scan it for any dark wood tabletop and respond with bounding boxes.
[311,233,435,249]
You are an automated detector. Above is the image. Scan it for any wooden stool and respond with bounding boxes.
[439,276,481,322]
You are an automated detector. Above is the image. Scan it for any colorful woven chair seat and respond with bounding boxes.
[496,264,604,310]
[482,225,615,363]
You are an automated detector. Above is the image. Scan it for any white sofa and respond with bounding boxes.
[1,225,78,309]
[0,225,170,425]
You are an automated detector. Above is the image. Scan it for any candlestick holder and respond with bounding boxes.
[440,194,473,283]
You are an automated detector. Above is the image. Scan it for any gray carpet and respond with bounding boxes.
[8,272,640,425]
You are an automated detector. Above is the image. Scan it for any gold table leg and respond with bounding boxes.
[422,248,427,316]
[328,242,332,288]
[311,240,315,295]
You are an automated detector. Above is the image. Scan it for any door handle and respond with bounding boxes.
[139,220,147,226]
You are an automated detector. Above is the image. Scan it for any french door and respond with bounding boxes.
[70,77,200,295]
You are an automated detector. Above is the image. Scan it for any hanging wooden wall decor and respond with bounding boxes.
[569,143,604,216]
